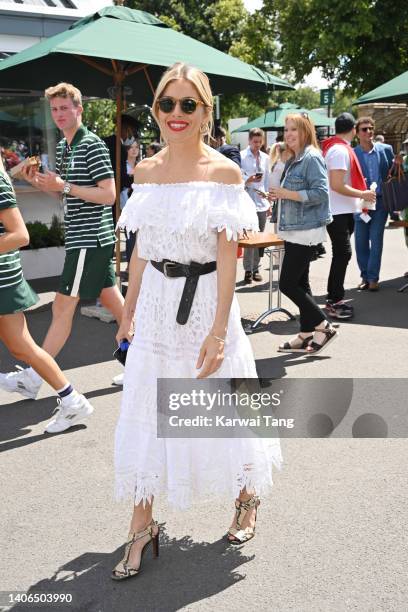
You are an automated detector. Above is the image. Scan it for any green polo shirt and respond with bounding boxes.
[0,174,24,290]
[56,125,115,251]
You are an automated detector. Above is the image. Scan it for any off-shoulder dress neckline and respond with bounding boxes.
[132,181,244,189]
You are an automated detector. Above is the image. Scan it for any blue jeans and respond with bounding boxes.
[354,200,388,282]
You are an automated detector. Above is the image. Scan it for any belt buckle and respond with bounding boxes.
[163,261,177,278]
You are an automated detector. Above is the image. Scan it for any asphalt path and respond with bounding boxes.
[0,223,407,612]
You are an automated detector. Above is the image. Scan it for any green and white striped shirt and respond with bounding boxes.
[56,125,115,251]
[0,174,24,290]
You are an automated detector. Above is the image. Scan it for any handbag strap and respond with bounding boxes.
[387,155,405,182]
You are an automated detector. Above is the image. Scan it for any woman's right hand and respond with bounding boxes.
[116,316,134,345]
[361,190,376,203]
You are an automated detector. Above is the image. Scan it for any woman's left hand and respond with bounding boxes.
[196,335,225,379]
[269,186,286,200]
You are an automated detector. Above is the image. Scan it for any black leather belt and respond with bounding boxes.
[151,259,217,325]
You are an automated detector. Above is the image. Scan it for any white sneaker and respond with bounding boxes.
[45,392,94,433]
[0,366,42,400]
[112,372,124,386]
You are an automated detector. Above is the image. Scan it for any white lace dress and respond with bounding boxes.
[115,182,282,509]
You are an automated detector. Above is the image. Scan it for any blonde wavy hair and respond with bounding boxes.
[152,62,214,143]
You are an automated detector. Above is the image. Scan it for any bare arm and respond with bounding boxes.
[269,186,302,201]
[330,169,376,202]
[0,207,29,254]
[32,169,116,206]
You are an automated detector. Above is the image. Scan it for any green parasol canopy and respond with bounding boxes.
[354,71,408,105]
[0,6,292,101]
[232,103,334,132]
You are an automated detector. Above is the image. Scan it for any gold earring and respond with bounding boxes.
[200,123,208,134]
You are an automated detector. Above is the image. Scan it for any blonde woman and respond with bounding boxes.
[0,154,93,432]
[112,62,282,580]
[269,114,336,355]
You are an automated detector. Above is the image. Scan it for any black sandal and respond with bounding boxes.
[305,324,338,356]
[278,334,313,353]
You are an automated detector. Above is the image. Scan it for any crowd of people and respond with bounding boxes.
[0,63,407,580]
[232,111,406,352]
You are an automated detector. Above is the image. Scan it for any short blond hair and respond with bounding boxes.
[152,62,213,142]
[45,82,82,107]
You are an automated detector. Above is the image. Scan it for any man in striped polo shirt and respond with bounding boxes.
[5,82,124,402]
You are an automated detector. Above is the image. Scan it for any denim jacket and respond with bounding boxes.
[279,146,332,231]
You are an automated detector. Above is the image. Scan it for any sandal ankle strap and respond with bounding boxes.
[235,495,260,511]
[127,519,157,544]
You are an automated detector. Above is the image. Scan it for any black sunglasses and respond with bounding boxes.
[157,96,205,114]
[360,126,374,132]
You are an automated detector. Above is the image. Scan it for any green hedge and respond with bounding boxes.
[23,215,65,250]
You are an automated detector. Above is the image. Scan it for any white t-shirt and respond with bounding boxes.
[269,159,285,188]
[325,144,360,215]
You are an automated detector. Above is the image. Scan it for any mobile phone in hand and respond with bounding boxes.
[254,188,268,198]
[254,172,263,180]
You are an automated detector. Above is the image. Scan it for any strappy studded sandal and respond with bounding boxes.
[111,519,159,581]
[278,334,313,353]
[227,495,260,545]
[305,323,338,356]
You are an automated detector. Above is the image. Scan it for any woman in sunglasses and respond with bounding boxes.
[112,62,282,580]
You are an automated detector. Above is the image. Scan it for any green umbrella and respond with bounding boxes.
[0,111,19,124]
[354,70,408,104]
[0,6,292,100]
[0,5,293,277]
[232,102,335,132]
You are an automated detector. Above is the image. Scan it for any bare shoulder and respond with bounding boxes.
[132,148,167,184]
[206,149,242,185]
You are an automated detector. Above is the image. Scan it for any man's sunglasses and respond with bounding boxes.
[360,126,374,132]
[157,96,205,114]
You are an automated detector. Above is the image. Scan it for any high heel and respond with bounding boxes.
[111,519,159,581]
[227,495,260,545]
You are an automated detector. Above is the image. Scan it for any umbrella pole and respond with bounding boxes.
[114,75,123,287]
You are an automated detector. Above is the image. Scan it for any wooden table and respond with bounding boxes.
[389,221,408,292]
[238,231,294,331]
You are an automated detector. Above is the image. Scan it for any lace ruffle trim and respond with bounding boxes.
[115,457,282,510]
[117,182,259,242]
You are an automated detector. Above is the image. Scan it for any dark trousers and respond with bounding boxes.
[279,241,326,332]
[243,210,267,272]
[125,230,136,263]
[326,213,354,303]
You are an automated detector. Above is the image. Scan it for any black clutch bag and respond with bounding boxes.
[113,340,129,366]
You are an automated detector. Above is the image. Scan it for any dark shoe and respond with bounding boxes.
[252,272,263,282]
[278,334,313,353]
[358,281,369,290]
[316,243,326,257]
[325,300,354,319]
[111,520,159,581]
[244,271,252,284]
[306,323,338,356]
[368,281,379,291]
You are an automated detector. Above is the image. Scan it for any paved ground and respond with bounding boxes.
[0,223,407,612]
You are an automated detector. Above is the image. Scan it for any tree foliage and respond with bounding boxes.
[127,0,278,71]
[271,0,408,93]
[82,99,116,137]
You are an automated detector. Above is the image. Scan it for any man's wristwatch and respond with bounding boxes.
[62,181,71,195]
